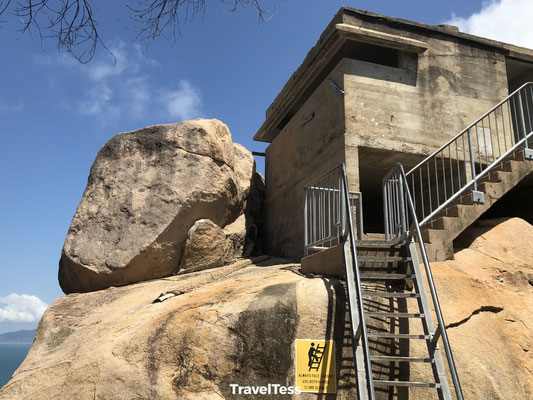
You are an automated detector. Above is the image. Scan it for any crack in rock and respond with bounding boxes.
[446,306,504,329]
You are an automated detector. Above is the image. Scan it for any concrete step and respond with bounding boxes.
[478,181,507,199]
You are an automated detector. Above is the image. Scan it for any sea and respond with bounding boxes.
[0,343,31,388]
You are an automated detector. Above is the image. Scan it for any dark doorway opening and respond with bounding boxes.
[358,147,425,234]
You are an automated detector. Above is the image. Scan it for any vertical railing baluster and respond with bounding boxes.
[434,156,440,209]
[508,97,516,146]
[441,152,447,204]
[501,104,509,152]
[489,110,503,158]
[427,162,432,220]
[518,90,529,148]
[481,119,489,170]
[523,87,533,145]
[461,134,466,189]
[411,173,416,216]
[419,167,425,221]
[449,145,454,195]
[467,128,477,191]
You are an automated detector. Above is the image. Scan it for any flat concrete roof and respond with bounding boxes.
[254,7,533,143]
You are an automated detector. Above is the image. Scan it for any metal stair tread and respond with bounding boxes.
[360,273,415,280]
[366,312,424,318]
[373,380,441,388]
[362,291,420,298]
[358,255,411,262]
[367,332,431,339]
[370,355,433,363]
[354,239,406,247]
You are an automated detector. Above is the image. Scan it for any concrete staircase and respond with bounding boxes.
[422,149,533,261]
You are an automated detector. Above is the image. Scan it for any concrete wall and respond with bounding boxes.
[342,24,509,232]
[344,39,509,159]
[264,62,345,258]
[263,15,515,256]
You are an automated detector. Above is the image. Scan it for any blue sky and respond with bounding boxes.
[0,0,531,333]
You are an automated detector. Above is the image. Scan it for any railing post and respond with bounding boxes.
[467,128,477,191]
[303,188,308,256]
[340,173,346,237]
[518,89,529,149]
[397,173,407,236]
[357,194,364,241]
[382,181,389,241]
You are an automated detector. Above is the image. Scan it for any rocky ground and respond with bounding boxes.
[410,217,533,400]
[1,218,532,399]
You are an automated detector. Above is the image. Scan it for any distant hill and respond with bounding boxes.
[0,329,36,343]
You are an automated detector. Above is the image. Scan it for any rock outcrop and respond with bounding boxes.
[410,217,533,400]
[3,218,531,399]
[1,258,357,400]
[59,119,262,294]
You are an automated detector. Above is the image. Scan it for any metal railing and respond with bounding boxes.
[304,166,363,255]
[383,163,464,400]
[405,82,533,227]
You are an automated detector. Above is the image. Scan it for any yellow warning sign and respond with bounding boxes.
[295,339,336,393]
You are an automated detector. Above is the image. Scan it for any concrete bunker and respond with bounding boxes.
[254,7,533,260]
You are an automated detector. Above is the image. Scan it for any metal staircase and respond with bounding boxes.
[304,164,462,400]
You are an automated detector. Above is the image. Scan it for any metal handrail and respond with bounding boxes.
[340,163,375,400]
[405,82,533,226]
[304,166,364,254]
[384,162,464,400]
[417,131,532,227]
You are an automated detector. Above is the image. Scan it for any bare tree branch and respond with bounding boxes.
[0,0,282,63]
[12,0,111,63]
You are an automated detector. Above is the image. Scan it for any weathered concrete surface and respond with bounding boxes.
[264,61,346,259]
[409,217,533,399]
[258,7,515,259]
[301,245,344,277]
[0,259,357,400]
[59,119,257,294]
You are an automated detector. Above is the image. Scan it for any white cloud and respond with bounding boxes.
[0,101,24,114]
[0,293,48,323]
[36,41,203,124]
[126,77,152,117]
[78,83,113,116]
[85,43,130,81]
[162,80,203,121]
[446,0,533,48]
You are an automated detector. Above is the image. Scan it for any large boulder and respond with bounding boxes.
[409,217,533,400]
[59,119,258,294]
